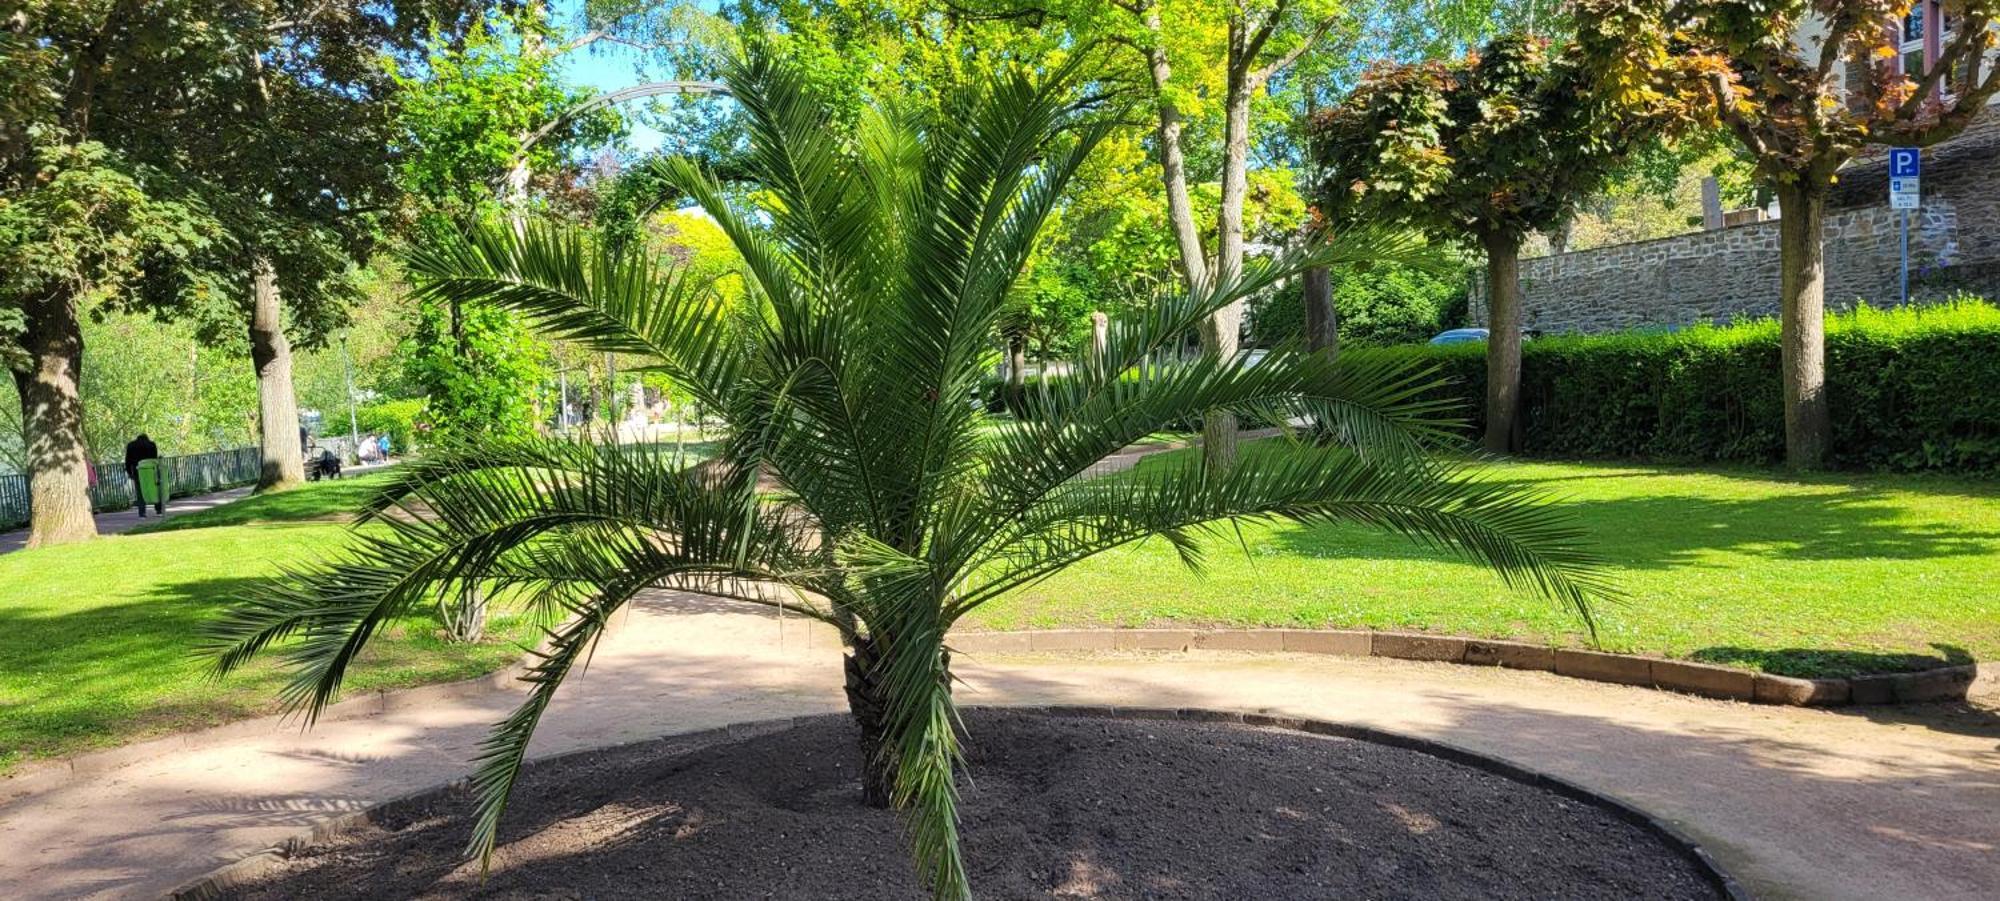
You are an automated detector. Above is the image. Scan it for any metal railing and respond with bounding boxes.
[0,446,261,530]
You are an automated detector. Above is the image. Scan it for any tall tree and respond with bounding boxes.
[1576,0,2000,468]
[1311,35,1690,451]
[0,2,231,546]
[1065,0,1347,471]
[390,9,623,440]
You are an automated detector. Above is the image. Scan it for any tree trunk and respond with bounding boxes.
[1142,4,1209,291]
[1197,24,1260,476]
[249,257,304,491]
[1005,334,1026,387]
[1303,265,1337,358]
[1775,181,1830,469]
[1088,311,1108,369]
[843,636,954,809]
[1481,233,1524,454]
[11,292,97,547]
[843,636,898,808]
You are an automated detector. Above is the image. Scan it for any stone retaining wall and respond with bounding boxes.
[1469,118,2000,334]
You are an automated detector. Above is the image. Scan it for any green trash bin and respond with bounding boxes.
[136,459,169,508]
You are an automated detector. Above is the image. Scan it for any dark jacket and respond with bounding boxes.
[123,436,158,475]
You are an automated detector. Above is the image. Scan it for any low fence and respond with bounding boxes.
[0,446,261,530]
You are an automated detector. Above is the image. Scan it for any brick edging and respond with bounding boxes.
[166,706,1748,901]
[949,628,1986,707]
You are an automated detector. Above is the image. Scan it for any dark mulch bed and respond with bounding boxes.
[220,710,1721,900]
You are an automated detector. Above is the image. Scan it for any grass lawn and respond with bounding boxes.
[130,469,405,533]
[0,515,535,775]
[967,457,2000,678]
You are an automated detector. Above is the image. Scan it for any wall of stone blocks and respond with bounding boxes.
[1468,119,2000,334]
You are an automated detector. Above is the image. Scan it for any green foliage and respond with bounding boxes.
[0,138,224,365]
[1394,299,2000,472]
[208,51,1609,901]
[392,15,623,219]
[1311,35,1689,247]
[400,299,550,442]
[358,399,426,453]
[1250,263,1468,347]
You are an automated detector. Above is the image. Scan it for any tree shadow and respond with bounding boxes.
[0,570,503,770]
[1269,484,2000,570]
[1690,643,1973,678]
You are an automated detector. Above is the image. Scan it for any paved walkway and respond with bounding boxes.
[1,594,1995,900]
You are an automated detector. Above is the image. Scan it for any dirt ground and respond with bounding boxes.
[222,710,1719,900]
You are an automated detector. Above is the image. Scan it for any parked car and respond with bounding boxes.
[1429,328,1489,345]
[1427,327,1543,345]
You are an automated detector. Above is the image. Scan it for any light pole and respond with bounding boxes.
[340,336,362,463]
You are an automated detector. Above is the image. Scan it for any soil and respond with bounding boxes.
[221,710,1721,900]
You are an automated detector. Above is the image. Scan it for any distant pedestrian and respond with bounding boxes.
[377,434,391,460]
[123,433,161,517]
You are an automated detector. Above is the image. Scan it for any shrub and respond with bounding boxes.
[1248,262,1469,347]
[357,398,425,453]
[1388,298,2000,472]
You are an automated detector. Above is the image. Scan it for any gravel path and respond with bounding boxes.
[0,592,1993,900]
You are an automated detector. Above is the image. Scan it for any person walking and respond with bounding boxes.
[123,433,162,517]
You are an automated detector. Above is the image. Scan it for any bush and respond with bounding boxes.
[357,398,425,454]
[977,370,1286,432]
[1249,263,1469,347]
[1388,298,2000,472]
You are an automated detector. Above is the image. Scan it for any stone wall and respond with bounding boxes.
[1470,117,2000,334]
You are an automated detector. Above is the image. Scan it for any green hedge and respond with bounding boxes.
[1393,299,2000,472]
[357,398,425,454]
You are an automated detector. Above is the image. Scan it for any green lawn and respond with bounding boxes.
[130,469,405,533]
[968,457,2000,678]
[0,517,534,774]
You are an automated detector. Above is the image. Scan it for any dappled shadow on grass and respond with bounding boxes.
[0,571,517,771]
[1269,484,2000,570]
[0,575,274,766]
[1495,459,2000,500]
[1691,643,1973,679]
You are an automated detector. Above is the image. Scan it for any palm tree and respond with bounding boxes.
[206,49,1610,900]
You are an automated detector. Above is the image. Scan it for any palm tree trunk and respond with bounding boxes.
[842,635,953,809]
[1775,180,1830,469]
[11,290,97,547]
[249,257,305,491]
[843,636,898,808]
[1480,232,1524,454]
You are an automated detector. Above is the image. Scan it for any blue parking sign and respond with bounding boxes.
[1890,147,1920,177]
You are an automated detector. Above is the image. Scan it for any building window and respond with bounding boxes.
[1900,4,1929,80]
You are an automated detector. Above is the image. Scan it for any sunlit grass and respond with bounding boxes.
[0,521,535,773]
[969,456,2000,678]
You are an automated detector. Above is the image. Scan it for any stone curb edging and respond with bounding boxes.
[0,658,536,807]
[166,706,1748,901]
[951,628,1988,708]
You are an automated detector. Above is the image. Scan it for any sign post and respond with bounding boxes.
[1889,147,1921,305]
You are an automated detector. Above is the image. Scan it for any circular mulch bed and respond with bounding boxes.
[218,710,1723,900]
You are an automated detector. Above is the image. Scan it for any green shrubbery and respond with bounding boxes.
[1248,262,1468,347]
[357,398,425,452]
[1393,298,2000,472]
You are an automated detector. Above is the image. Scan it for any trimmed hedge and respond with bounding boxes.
[1393,299,2000,472]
